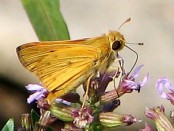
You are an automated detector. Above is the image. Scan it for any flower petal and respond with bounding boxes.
[140,74,149,87]
[55,98,71,106]
[156,78,174,99]
[27,88,47,103]
[27,91,42,103]
[26,84,47,103]
[166,93,174,105]
[25,84,44,91]
[129,65,144,79]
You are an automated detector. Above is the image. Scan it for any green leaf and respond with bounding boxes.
[31,109,40,127]
[21,0,70,41]
[2,119,14,131]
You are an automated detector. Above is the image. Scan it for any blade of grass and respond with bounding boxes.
[21,0,70,41]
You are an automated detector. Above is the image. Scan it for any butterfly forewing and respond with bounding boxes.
[16,38,89,73]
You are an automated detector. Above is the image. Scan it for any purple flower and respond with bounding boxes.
[55,98,71,106]
[145,105,174,131]
[118,65,149,93]
[72,107,94,128]
[101,65,148,102]
[25,84,48,103]
[156,78,174,104]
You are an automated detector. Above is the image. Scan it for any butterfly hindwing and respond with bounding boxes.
[37,46,101,92]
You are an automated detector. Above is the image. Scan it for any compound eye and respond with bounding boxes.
[112,40,122,51]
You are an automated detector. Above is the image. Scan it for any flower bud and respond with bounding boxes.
[145,105,174,131]
[99,112,137,127]
[50,103,74,122]
[21,114,31,130]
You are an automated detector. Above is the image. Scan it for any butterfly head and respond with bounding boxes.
[108,31,125,52]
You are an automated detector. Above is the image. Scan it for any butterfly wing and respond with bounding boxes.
[16,35,112,102]
[37,46,102,101]
[16,38,89,73]
[16,35,110,73]
[17,42,103,102]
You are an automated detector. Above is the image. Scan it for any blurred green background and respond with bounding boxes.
[1,0,174,130]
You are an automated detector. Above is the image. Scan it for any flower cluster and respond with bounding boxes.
[141,78,174,131]
[17,62,149,131]
[6,55,174,131]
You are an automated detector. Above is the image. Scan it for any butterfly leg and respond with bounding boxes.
[80,75,93,112]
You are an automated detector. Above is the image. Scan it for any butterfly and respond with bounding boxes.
[16,19,130,103]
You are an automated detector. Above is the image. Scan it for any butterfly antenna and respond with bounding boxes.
[125,42,143,75]
[118,18,131,30]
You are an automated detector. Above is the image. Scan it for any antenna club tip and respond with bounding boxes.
[118,18,132,30]
[126,42,144,46]
[127,18,131,22]
[138,43,144,45]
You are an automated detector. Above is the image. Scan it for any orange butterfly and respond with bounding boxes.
[16,19,130,103]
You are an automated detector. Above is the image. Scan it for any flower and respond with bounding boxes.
[72,107,94,128]
[55,98,71,106]
[99,112,138,127]
[101,65,148,102]
[118,65,148,93]
[145,105,174,131]
[25,84,48,103]
[156,78,174,104]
